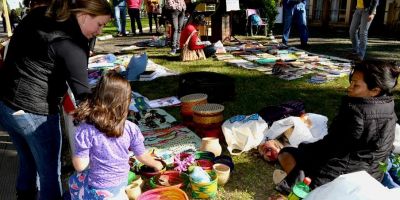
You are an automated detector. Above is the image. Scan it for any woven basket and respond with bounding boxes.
[195,151,215,161]
[190,170,218,199]
[180,93,208,127]
[138,186,189,200]
[149,171,186,189]
[192,103,224,138]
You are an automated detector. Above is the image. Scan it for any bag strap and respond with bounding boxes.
[184,30,198,45]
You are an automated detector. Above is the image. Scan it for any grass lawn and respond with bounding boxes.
[102,18,150,35]
[130,47,400,200]
[94,23,400,199]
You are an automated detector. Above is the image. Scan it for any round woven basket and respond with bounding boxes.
[195,151,215,161]
[138,186,189,200]
[190,170,218,199]
[148,171,186,189]
[192,103,224,138]
[180,93,208,126]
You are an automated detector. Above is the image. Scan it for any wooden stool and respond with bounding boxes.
[192,103,224,138]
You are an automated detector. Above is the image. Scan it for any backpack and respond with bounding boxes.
[258,100,305,126]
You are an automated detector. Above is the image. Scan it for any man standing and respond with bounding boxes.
[113,0,127,36]
[349,0,379,60]
[282,0,309,48]
[166,0,186,55]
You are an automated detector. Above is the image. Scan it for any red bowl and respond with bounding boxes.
[149,171,187,189]
[196,159,214,170]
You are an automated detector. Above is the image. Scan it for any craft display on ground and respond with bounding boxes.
[142,125,201,154]
[87,53,178,87]
[217,42,352,83]
[81,38,400,199]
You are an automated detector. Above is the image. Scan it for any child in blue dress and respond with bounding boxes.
[68,71,164,199]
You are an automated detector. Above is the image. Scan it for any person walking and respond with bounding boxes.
[145,0,160,34]
[0,0,112,199]
[349,0,379,61]
[127,0,143,35]
[113,0,127,36]
[165,0,186,55]
[282,0,309,49]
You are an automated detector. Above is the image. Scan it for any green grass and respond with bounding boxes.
[102,18,150,35]
[126,43,400,200]
[94,23,400,199]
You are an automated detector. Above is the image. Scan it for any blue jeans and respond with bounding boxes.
[0,101,62,200]
[171,9,185,50]
[114,5,127,34]
[282,2,308,45]
[349,9,373,59]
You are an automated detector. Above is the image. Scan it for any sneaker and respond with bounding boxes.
[169,49,176,55]
[274,179,292,195]
[273,169,287,185]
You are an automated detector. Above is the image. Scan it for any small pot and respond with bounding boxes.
[125,182,141,200]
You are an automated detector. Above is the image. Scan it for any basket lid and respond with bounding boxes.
[180,93,208,103]
[192,103,224,114]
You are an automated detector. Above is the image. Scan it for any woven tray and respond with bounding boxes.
[192,103,224,115]
[180,93,208,103]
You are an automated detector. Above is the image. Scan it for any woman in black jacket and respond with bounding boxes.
[276,60,400,191]
[0,0,112,199]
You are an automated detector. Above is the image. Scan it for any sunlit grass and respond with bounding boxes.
[95,24,400,199]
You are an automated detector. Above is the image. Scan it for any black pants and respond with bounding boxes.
[128,8,142,34]
[148,12,158,33]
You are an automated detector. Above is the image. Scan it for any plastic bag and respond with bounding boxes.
[305,171,398,200]
[393,123,400,153]
[222,114,268,155]
[265,113,328,147]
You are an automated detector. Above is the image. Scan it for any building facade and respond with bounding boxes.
[306,0,400,31]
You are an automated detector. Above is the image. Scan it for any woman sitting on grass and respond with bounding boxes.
[275,60,400,192]
[69,71,163,199]
[179,14,216,58]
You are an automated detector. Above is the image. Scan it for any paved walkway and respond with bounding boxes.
[0,130,17,200]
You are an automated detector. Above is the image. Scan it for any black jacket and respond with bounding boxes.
[0,7,90,115]
[299,96,396,188]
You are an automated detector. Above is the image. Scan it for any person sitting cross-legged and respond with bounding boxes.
[179,14,216,58]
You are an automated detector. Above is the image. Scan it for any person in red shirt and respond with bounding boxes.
[179,14,216,57]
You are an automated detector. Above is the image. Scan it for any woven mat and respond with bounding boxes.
[142,125,201,154]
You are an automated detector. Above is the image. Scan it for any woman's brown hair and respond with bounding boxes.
[73,70,132,137]
[46,0,112,22]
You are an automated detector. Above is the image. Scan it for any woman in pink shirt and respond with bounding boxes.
[127,0,143,35]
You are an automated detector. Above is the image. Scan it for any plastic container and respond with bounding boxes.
[288,177,312,200]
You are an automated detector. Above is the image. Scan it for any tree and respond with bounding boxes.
[253,0,278,35]
[262,0,278,35]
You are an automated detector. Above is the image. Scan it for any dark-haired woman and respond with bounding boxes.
[179,14,216,58]
[276,60,400,191]
[0,0,112,199]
